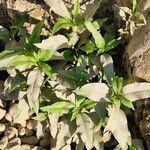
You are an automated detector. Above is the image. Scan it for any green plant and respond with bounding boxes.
[0,0,149,149]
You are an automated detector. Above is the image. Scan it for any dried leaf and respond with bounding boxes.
[74,83,109,101]
[76,114,94,149]
[35,35,70,51]
[44,0,71,19]
[122,83,150,101]
[27,68,43,108]
[104,106,131,149]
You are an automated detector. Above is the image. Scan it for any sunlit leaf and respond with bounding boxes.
[40,101,75,114]
[104,106,131,149]
[122,83,150,101]
[53,18,73,34]
[134,11,147,24]
[40,63,52,77]
[44,0,71,19]
[33,113,47,122]
[72,0,80,17]
[38,50,53,61]
[27,68,44,108]
[132,0,137,13]
[76,114,94,149]
[85,20,105,52]
[74,83,109,101]
[35,35,70,51]
[100,54,114,84]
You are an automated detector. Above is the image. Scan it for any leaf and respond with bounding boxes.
[81,39,96,54]
[27,68,44,108]
[85,20,105,52]
[74,83,109,101]
[44,0,71,19]
[33,113,47,122]
[38,50,53,61]
[12,55,36,66]
[104,106,131,149]
[134,11,147,24]
[100,54,114,84]
[72,0,80,17]
[132,0,137,13]
[76,114,94,149]
[40,63,52,77]
[0,26,10,40]
[28,20,44,44]
[35,35,70,51]
[111,76,123,94]
[116,95,134,109]
[122,83,150,101]
[83,0,102,18]
[53,18,73,34]
[0,52,19,70]
[48,114,59,138]
[40,101,75,114]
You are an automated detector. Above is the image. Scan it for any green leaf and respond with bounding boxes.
[81,99,96,110]
[134,11,147,24]
[85,20,105,53]
[40,101,75,114]
[132,0,137,13]
[12,55,36,66]
[13,15,27,28]
[28,20,44,44]
[38,50,53,61]
[40,63,52,77]
[0,26,10,40]
[71,107,80,120]
[111,76,123,94]
[81,39,96,54]
[117,95,134,109]
[105,38,121,52]
[72,0,80,17]
[33,113,47,122]
[53,18,73,34]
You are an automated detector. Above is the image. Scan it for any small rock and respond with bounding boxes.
[20,144,31,150]
[5,127,18,140]
[21,136,38,145]
[6,138,21,150]
[0,123,5,132]
[26,120,38,130]
[25,128,34,136]
[39,138,50,147]
[0,108,6,120]
[0,136,8,148]
[18,126,25,136]
[0,99,4,108]
[5,113,12,122]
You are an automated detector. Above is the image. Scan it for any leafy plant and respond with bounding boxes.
[0,0,149,149]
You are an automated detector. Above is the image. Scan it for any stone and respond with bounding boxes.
[5,127,18,140]
[0,108,6,120]
[6,138,21,150]
[26,120,38,130]
[0,136,8,148]
[0,123,5,132]
[25,128,34,136]
[21,136,38,145]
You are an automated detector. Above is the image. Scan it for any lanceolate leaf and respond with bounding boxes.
[100,54,114,84]
[44,0,71,19]
[76,114,94,149]
[85,21,105,52]
[27,68,44,108]
[40,101,75,114]
[104,106,131,149]
[53,18,73,34]
[72,0,80,17]
[38,50,53,62]
[35,35,70,51]
[74,83,109,101]
[122,83,150,101]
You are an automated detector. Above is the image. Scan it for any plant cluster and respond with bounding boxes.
[0,0,149,149]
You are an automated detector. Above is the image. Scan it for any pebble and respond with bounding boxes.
[0,123,5,132]
[21,136,38,145]
[6,138,21,150]
[25,128,34,136]
[0,108,6,120]
[26,120,38,130]
[0,136,8,148]
[5,127,18,140]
